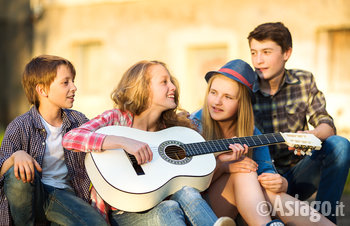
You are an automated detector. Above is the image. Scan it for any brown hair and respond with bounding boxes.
[22,55,76,108]
[111,60,193,130]
[247,22,292,53]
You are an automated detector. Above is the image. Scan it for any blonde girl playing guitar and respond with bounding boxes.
[63,60,235,226]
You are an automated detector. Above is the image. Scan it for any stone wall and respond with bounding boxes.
[2,0,349,138]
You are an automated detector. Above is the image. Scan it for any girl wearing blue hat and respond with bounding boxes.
[191,59,333,226]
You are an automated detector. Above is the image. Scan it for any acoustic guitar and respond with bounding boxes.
[85,126,321,212]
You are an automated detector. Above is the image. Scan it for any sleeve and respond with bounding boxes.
[62,109,126,152]
[252,127,277,175]
[306,73,336,132]
[0,120,23,185]
[189,109,203,133]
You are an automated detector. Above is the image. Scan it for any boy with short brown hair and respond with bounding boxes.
[248,22,350,224]
[0,55,107,225]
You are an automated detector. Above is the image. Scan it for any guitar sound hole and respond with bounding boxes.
[164,145,186,160]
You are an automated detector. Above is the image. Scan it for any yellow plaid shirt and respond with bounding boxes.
[253,69,335,174]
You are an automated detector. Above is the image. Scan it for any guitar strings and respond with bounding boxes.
[126,134,280,162]
[125,133,314,163]
[126,145,188,163]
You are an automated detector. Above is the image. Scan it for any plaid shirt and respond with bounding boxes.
[62,109,134,220]
[253,69,335,174]
[0,106,90,226]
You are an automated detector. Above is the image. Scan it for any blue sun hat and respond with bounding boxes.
[205,59,257,99]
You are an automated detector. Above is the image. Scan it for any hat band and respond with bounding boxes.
[218,68,252,90]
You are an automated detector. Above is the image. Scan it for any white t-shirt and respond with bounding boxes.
[40,116,72,189]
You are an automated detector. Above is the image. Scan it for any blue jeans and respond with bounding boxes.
[109,186,218,226]
[283,135,350,224]
[4,166,107,226]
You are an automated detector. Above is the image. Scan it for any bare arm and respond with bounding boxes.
[258,172,288,193]
[308,123,335,141]
[102,135,153,165]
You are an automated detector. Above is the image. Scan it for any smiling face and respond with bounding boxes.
[148,64,177,112]
[45,64,77,110]
[250,39,291,82]
[207,75,240,122]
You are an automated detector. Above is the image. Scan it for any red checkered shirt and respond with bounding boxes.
[62,109,134,220]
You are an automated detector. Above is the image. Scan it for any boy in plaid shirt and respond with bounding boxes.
[0,55,107,225]
[248,22,350,224]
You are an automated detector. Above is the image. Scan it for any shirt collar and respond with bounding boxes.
[284,69,300,85]
[61,110,72,132]
[30,106,72,131]
[253,69,301,95]
[30,106,45,130]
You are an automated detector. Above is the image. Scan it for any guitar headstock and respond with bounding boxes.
[280,132,322,156]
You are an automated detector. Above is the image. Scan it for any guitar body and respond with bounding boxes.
[85,126,216,212]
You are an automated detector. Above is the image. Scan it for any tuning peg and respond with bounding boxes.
[306,148,312,156]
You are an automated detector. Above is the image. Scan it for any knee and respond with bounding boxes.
[173,186,201,200]
[4,167,25,189]
[179,186,199,194]
[158,200,181,210]
[157,200,182,215]
[4,166,35,196]
[155,200,185,223]
[323,135,350,165]
[324,135,350,150]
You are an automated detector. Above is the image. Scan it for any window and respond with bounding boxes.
[184,45,228,111]
[73,41,103,94]
[328,29,350,93]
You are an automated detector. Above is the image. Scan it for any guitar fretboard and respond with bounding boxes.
[181,133,285,157]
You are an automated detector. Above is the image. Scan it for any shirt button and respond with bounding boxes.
[42,142,45,146]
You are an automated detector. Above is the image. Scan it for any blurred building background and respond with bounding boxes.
[1,0,349,139]
[1,0,350,224]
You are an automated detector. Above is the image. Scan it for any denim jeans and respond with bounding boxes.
[170,186,218,226]
[283,135,350,224]
[109,186,218,226]
[4,166,107,226]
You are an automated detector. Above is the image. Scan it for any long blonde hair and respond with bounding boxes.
[111,60,193,130]
[201,74,254,141]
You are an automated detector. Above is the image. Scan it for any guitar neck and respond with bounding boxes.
[181,133,285,157]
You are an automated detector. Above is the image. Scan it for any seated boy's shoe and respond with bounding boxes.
[266,219,284,226]
[214,216,236,226]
